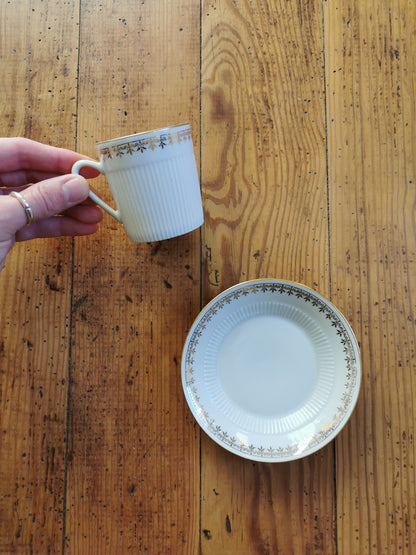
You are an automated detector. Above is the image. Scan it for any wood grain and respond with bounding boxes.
[201,0,329,294]
[0,2,80,552]
[64,1,201,552]
[200,0,334,553]
[325,1,416,552]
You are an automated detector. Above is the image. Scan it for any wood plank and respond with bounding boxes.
[200,0,334,552]
[201,0,329,293]
[64,1,201,552]
[325,0,416,552]
[0,1,80,552]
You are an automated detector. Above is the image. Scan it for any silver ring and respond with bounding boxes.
[9,191,34,225]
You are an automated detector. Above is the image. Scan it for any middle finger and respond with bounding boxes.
[63,203,103,223]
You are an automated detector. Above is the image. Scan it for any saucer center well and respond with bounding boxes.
[217,315,318,417]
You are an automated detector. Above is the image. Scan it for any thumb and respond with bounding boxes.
[8,174,90,230]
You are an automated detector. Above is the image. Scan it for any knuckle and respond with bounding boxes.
[14,138,34,168]
[35,181,63,216]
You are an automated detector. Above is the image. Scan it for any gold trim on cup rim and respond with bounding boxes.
[95,123,190,147]
[96,124,192,160]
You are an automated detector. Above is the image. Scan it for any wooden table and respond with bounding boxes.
[1,1,415,553]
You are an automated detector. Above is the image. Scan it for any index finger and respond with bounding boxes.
[0,137,98,176]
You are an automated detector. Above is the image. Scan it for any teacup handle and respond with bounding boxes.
[71,160,122,223]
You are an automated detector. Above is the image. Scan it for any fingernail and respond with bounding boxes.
[62,175,89,204]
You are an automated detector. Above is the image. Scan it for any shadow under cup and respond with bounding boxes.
[72,124,204,243]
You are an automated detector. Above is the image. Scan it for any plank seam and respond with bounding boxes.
[321,2,338,553]
[61,1,83,552]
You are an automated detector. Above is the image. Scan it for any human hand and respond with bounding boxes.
[0,137,103,272]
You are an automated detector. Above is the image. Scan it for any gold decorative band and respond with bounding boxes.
[98,127,192,159]
[184,281,359,460]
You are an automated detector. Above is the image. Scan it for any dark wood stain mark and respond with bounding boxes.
[72,295,88,312]
[225,514,232,533]
[203,529,212,540]
[151,242,162,257]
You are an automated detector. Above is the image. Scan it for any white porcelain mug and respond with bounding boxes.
[71,124,204,242]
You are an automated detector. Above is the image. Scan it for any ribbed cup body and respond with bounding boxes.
[97,125,203,242]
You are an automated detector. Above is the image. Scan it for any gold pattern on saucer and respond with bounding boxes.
[98,127,192,159]
[183,281,359,461]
